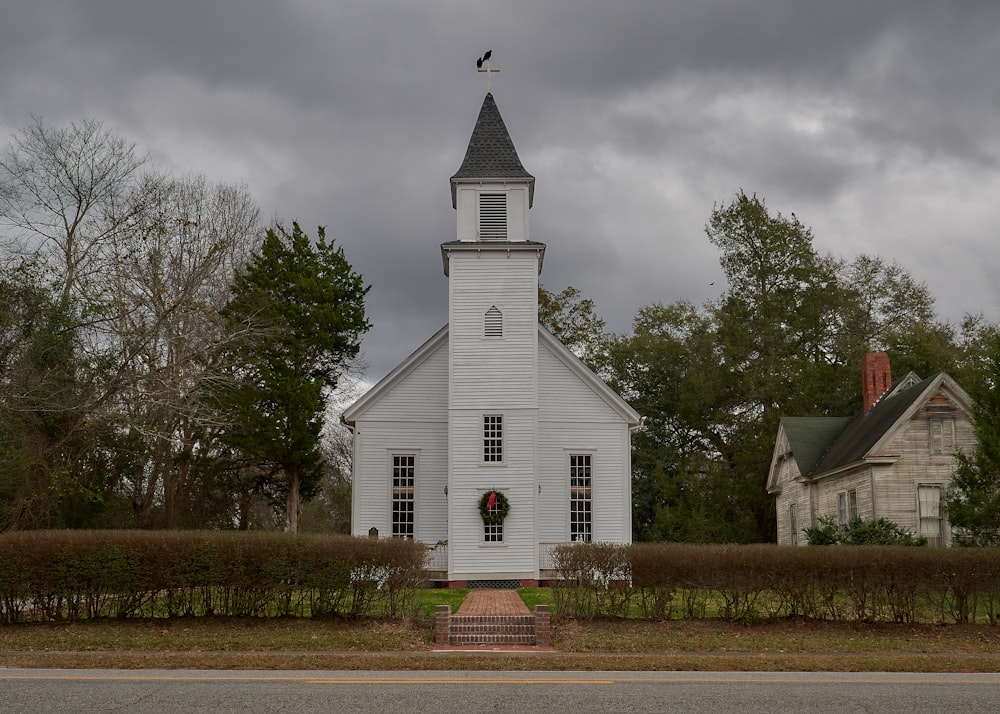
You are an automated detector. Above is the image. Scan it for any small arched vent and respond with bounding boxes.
[484,306,503,338]
[479,193,507,240]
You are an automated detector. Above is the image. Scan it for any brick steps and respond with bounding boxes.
[434,604,552,647]
[448,614,536,645]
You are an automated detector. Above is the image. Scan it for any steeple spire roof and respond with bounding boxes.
[450,92,534,208]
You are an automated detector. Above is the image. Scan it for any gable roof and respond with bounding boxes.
[793,372,973,478]
[537,326,641,427]
[809,375,937,475]
[341,324,448,427]
[450,92,535,208]
[779,416,853,476]
[342,324,641,428]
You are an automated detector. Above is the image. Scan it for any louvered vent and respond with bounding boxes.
[484,306,503,337]
[479,193,507,240]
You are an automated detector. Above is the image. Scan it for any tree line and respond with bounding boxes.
[0,118,369,532]
[542,190,1000,543]
[5,117,997,544]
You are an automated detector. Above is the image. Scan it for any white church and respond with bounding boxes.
[343,90,641,587]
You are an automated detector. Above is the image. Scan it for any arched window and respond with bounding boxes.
[484,306,502,338]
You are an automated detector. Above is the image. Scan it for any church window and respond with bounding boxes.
[484,505,504,542]
[479,192,507,240]
[391,455,415,539]
[570,454,592,542]
[484,306,503,337]
[484,415,503,462]
[788,503,798,545]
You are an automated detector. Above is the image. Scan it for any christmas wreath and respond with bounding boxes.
[478,490,510,525]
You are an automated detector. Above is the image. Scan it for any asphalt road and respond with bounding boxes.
[3,669,1000,713]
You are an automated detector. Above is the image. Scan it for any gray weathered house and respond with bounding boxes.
[767,353,974,545]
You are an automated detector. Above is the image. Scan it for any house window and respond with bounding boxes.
[479,192,507,240]
[483,415,503,462]
[930,417,956,455]
[788,503,798,546]
[918,485,943,546]
[391,455,415,539]
[570,454,592,542]
[837,489,858,525]
[484,306,503,338]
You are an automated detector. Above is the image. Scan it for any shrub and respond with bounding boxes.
[805,516,926,546]
[0,530,426,622]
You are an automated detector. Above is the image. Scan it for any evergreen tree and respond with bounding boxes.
[215,223,369,532]
[944,334,1000,545]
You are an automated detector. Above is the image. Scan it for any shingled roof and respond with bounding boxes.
[780,416,852,475]
[450,92,534,208]
[809,375,939,475]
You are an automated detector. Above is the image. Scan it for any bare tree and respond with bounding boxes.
[105,175,261,527]
[0,118,266,530]
[0,117,154,303]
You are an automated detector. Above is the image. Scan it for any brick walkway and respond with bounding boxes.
[456,589,530,616]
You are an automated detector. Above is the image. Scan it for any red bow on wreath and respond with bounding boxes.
[486,491,497,510]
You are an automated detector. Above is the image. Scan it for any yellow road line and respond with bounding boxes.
[2,674,999,686]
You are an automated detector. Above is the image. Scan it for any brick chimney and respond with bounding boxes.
[862,352,892,414]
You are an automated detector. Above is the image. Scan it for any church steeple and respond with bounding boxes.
[450,93,535,243]
[451,93,534,208]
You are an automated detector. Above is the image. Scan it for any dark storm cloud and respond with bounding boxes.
[2,0,999,379]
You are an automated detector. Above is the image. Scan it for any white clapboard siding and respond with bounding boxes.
[351,421,448,542]
[361,339,449,423]
[538,341,626,421]
[535,423,631,544]
[448,251,539,408]
[536,342,632,543]
[447,407,538,577]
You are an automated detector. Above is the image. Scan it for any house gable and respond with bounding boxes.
[770,367,975,546]
[813,373,973,476]
[767,417,850,494]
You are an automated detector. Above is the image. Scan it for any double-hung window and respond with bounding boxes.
[391,455,415,539]
[570,454,592,542]
[837,489,858,525]
[484,415,503,463]
[484,509,504,543]
[918,485,943,546]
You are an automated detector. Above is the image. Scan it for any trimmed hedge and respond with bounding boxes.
[0,531,426,623]
[552,542,1000,624]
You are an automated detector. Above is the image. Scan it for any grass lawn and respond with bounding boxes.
[2,588,999,672]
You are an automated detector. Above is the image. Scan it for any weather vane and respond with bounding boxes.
[476,50,498,92]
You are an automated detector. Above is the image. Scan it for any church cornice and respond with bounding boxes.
[440,240,546,276]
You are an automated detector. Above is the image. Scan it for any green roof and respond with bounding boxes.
[780,417,852,475]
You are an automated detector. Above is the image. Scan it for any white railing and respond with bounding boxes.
[425,543,448,571]
[539,542,563,570]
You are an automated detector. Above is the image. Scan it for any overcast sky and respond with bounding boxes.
[2,1,999,382]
